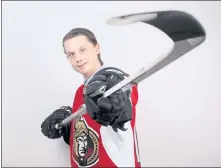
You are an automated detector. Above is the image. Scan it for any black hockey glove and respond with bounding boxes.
[41,106,72,139]
[83,67,133,131]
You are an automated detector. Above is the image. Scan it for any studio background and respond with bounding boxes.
[2,1,221,167]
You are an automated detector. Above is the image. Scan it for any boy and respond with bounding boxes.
[41,28,141,167]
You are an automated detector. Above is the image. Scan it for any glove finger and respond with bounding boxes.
[112,123,128,131]
[48,131,61,139]
[41,119,47,129]
[108,95,122,112]
[42,121,55,136]
[109,95,121,106]
[41,125,49,137]
[95,67,126,81]
[41,113,54,127]
[87,74,107,84]
[85,81,107,97]
[100,112,120,119]
[41,116,63,136]
[44,111,70,123]
[43,115,64,127]
[97,111,113,120]
[106,75,122,87]
[117,94,126,107]
[89,85,107,98]
[96,115,112,126]
[59,106,72,113]
[42,122,61,139]
[84,96,99,119]
[97,97,112,112]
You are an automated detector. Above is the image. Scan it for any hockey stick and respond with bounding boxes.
[55,10,206,130]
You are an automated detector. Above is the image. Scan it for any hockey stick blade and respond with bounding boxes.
[55,10,206,130]
[105,10,206,95]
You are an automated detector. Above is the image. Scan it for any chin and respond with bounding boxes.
[78,68,89,77]
[77,64,93,78]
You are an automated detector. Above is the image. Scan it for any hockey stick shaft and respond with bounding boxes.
[55,46,174,129]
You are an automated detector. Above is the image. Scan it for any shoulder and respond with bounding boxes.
[75,84,84,95]
[73,84,85,100]
[72,84,84,112]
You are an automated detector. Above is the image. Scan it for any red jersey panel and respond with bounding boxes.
[69,84,141,167]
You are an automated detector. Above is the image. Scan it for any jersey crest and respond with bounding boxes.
[72,117,99,167]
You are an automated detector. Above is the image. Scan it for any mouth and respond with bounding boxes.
[77,62,87,68]
[80,148,86,154]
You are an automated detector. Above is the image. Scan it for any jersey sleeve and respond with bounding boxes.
[130,84,139,129]
[131,85,139,106]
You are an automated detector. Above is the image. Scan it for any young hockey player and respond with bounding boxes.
[41,28,141,167]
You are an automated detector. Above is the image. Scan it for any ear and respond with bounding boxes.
[95,43,100,55]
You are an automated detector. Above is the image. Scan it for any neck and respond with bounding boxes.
[84,63,102,79]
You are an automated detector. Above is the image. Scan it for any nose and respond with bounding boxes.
[83,139,88,146]
[75,53,82,63]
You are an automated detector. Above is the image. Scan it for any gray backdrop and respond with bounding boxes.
[2,1,221,167]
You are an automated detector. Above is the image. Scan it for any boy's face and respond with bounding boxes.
[63,35,101,78]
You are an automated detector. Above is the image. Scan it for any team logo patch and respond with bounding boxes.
[72,118,99,167]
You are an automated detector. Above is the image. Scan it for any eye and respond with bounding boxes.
[67,53,75,58]
[80,48,86,53]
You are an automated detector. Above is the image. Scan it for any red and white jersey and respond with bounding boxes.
[69,84,141,167]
